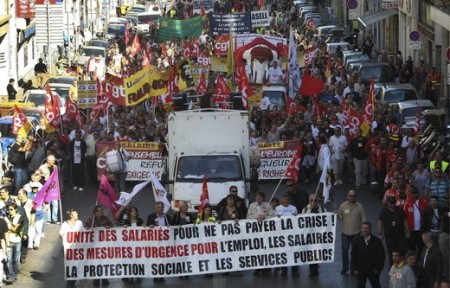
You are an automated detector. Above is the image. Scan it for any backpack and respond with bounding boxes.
[7,143,17,166]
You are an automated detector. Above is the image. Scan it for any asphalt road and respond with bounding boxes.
[13,175,393,288]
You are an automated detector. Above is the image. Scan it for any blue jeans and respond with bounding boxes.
[14,168,27,192]
[341,232,359,271]
[47,200,59,222]
[7,242,21,279]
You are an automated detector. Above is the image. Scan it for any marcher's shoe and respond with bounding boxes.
[78,187,84,191]
[102,279,110,285]
[338,180,343,184]
[281,270,287,277]
[334,181,339,186]
[73,186,78,190]
[309,271,319,277]
[93,279,99,286]
[33,247,39,250]
[20,258,26,264]
[340,269,348,275]
[292,271,300,277]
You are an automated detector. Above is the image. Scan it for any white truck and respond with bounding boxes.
[166,109,251,212]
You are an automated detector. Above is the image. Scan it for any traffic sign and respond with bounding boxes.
[409,42,421,50]
[347,0,358,10]
[348,10,359,20]
[446,47,450,62]
[409,31,420,41]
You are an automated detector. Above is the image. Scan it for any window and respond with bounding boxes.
[177,155,243,181]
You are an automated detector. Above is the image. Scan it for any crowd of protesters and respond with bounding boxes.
[1,0,448,285]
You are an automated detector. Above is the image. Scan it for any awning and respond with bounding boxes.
[0,15,11,38]
[358,9,398,28]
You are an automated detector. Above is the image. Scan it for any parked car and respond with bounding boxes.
[137,12,160,35]
[315,25,337,37]
[374,83,419,105]
[345,57,370,73]
[20,89,66,116]
[129,5,146,13]
[86,38,110,50]
[326,42,352,53]
[47,76,77,85]
[73,46,106,68]
[49,83,72,100]
[398,100,436,134]
[105,23,126,40]
[357,62,395,85]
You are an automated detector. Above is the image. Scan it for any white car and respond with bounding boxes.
[398,100,435,134]
[20,89,66,116]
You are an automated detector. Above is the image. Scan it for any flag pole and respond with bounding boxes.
[268,177,284,204]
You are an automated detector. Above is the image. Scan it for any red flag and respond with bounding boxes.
[214,74,231,108]
[284,143,304,182]
[44,85,61,131]
[12,105,28,136]
[313,95,320,117]
[362,76,374,124]
[130,34,142,57]
[97,175,120,216]
[298,74,324,97]
[200,4,206,16]
[347,108,363,136]
[142,51,150,68]
[167,66,180,107]
[33,170,60,209]
[198,176,210,215]
[104,73,126,106]
[65,98,79,119]
[197,72,207,94]
[237,64,250,109]
[124,21,130,45]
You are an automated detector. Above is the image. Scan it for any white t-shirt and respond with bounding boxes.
[329,135,348,160]
[268,66,285,84]
[59,220,84,237]
[275,204,298,216]
[74,141,82,164]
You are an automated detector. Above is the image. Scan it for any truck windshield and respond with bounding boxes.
[177,155,242,181]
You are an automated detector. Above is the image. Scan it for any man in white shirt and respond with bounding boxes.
[85,55,96,80]
[329,127,348,185]
[275,194,299,277]
[267,61,285,84]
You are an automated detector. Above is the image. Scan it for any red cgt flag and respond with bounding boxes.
[236,64,250,109]
[284,143,304,182]
[130,34,142,57]
[362,76,374,124]
[198,176,210,216]
[12,105,28,136]
[65,98,79,119]
[298,74,324,97]
[197,72,207,95]
[214,74,231,108]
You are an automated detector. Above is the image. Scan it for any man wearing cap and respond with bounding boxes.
[378,195,410,265]
[266,61,285,85]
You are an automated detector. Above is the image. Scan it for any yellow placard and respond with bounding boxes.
[210,56,228,72]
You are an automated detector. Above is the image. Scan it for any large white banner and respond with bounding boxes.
[63,214,336,280]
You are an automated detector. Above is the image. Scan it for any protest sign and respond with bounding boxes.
[96,142,165,181]
[257,140,300,180]
[63,214,336,280]
[210,12,252,35]
[158,17,203,41]
[77,81,97,108]
[251,10,270,27]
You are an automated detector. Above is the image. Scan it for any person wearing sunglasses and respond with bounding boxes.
[4,203,25,284]
[337,190,367,275]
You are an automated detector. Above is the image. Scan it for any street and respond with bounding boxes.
[16,177,391,288]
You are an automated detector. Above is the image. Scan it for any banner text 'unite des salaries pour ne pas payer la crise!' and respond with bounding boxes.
[63,214,337,280]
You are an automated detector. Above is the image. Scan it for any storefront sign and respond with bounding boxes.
[62,214,336,280]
